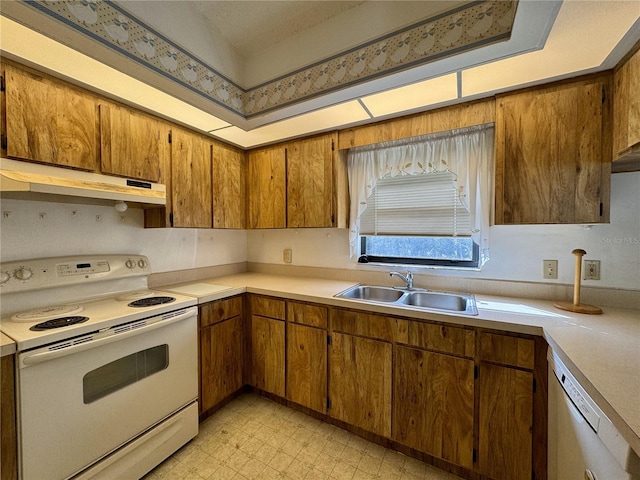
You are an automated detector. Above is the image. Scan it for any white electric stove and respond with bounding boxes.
[0,255,199,480]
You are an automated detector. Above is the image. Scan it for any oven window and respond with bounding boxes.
[83,344,169,404]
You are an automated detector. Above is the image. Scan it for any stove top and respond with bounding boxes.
[1,289,196,351]
[0,256,197,351]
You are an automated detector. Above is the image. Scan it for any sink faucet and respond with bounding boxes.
[390,271,413,290]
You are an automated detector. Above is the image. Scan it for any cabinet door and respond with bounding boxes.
[200,316,243,413]
[247,146,286,229]
[212,142,246,229]
[1,355,17,480]
[329,332,392,437]
[99,103,163,182]
[250,315,285,397]
[4,63,98,171]
[613,47,640,159]
[287,323,327,413]
[170,128,213,228]
[495,76,611,224]
[393,346,474,469]
[286,134,334,228]
[478,363,533,480]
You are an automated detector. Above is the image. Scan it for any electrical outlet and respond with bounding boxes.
[584,260,600,280]
[543,260,558,279]
[283,248,292,264]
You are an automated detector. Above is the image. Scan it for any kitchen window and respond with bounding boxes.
[348,124,494,268]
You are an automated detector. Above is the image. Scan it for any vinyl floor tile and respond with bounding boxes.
[144,394,463,480]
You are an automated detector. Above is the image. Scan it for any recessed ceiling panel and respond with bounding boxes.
[212,101,371,148]
[362,73,459,118]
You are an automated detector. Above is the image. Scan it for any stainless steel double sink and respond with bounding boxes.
[335,284,478,316]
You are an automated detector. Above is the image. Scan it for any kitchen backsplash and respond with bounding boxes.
[1,172,638,306]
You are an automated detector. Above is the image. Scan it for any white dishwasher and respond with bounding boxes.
[548,348,640,480]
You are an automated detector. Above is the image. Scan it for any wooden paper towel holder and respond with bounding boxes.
[554,249,603,314]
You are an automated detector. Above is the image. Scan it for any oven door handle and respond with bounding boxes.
[20,306,197,368]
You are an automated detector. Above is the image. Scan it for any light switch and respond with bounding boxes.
[283,248,292,264]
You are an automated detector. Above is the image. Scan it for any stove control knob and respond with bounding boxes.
[137,259,148,269]
[125,259,136,269]
[14,267,33,281]
[0,271,10,285]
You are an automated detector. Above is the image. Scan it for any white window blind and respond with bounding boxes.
[359,172,471,237]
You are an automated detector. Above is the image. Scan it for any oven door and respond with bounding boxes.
[16,307,198,480]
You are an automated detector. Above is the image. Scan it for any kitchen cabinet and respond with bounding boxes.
[612,45,640,170]
[247,145,286,229]
[246,132,347,229]
[2,62,99,171]
[287,133,335,228]
[328,308,397,438]
[146,127,213,228]
[249,295,285,397]
[393,322,475,469]
[212,142,246,229]
[495,74,612,224]
[477,332,536,480]
[329,331,392,438]
[393,346,474,469]
[199,296,243,415]
[1,354,17,480]
[286,301,328,413]
[99,102,166,182]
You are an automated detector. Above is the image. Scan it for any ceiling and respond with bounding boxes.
[192,1,367,59]
[1,1,639,149]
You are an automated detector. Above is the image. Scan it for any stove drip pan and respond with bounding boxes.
[128,296,176,308]
[30,316,89,331]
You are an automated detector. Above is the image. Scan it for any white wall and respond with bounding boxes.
[0,198,247,273]
[2,172,637,291]
[247,172,640,291]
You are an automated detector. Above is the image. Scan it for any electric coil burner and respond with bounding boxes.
[128,296,175,308]
[30,316,89,331]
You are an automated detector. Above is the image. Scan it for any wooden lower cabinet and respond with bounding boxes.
[393,345,474,469]
[478,363,534,480]
[199,296,244,415]
[200,316,243,413]
[328,332,392,438]
[286,322,327,413]
[1,354,17,480]
[250,314,285,397]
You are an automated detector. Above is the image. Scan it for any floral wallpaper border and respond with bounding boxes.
[21,0,517,120]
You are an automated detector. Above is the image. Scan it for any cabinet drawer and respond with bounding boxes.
[287,301,327,329]
[199,296,242,328]
[250,295,285,320]
[330,308,408,343]
[479,332,535,370]
[406,322,475,358]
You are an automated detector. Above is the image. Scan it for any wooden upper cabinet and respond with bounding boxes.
[99,103,164,182]
[247,145,286,229]
[170,127,213,228]
[212,142,246,229]
[612,45,640,164]
[286,133,335,228]
[3,63,99,171]
[495,74,612,224]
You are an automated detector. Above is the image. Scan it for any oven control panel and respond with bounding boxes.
[57,261,110,276]
[0,255,151,293]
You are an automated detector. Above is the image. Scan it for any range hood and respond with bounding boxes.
[0,158,166,206]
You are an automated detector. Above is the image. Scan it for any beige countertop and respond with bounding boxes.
[1,332,16,357]
[160,272,640,456]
